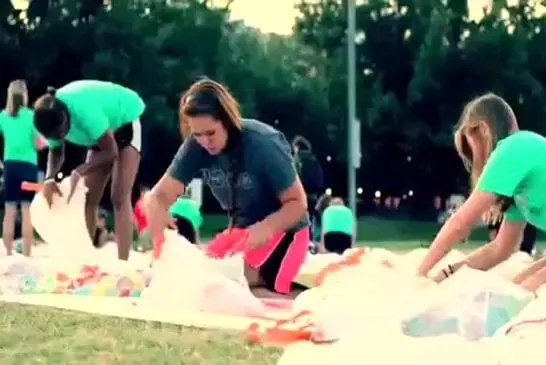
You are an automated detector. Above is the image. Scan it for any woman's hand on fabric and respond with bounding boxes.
[428,271,448,284]
[143,191,174,240]
[245,221,274,250]
[43,179,63,208]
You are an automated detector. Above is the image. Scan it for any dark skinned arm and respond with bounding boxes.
[74,131,119,177]
[45,144,65,181]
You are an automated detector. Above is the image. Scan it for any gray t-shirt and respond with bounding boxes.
[167,119,309,231]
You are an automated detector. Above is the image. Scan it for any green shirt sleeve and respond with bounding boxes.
[476,136,530,197]
[504,204,525,222]
[47,139,62,148]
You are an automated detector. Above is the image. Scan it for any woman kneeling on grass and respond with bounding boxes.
[144,78,309,296]
[416,93,546,294]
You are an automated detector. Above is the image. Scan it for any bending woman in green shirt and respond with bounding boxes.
[0,80,44,256]
[32,80,146,260]
[416,93,546,294]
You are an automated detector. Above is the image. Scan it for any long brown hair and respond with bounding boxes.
[180,78,243,226]
[179,78,242,139]
[6,80,28,117]
[455,93,518,189]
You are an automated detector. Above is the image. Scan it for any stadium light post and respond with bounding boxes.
[347,0,359,215]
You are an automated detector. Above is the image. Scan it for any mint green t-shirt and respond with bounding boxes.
[169,197,203,230]
[48,80,145,147]
[322,205,355,235]
[0,107,39,165]
[477,131,546,229]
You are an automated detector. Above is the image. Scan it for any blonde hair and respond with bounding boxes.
[6,80,28,117]
[454,93,518,188]
[179,78,241,139]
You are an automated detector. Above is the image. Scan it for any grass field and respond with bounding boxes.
[2,216,544,364]
[0,303,282,365]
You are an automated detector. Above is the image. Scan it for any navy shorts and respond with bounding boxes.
[3,161,38,204]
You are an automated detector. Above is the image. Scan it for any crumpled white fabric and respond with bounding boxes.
[140,230,265,316]
[29,177,96,270]
[401,267,533,341]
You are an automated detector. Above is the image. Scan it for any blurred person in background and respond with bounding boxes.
[521,224,537,256]
[320,197,355,254]
[483,205,503,241]
[292,135,324,240]
[484,207,537,256]
[0,80,45,256]
[169,191,202,245]
[312,193,332,244]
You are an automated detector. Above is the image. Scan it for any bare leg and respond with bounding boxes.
[111,146,139,260]
[84,150,112,241]
[20,203,33,256]
[2,204,17,255]
[245,264,262,287]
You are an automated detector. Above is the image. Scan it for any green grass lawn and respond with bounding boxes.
[0,303,281,365]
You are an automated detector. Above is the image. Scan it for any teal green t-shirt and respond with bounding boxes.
[477,131,546,229]
[0,107,39,165]
[321,205,355,235]
[48,80,145,147]
[169,197,203,230]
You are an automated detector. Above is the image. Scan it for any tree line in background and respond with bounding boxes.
[1,0,545,218]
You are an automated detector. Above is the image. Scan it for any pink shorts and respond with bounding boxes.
[206,227,309,294]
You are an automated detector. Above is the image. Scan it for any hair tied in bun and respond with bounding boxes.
[46,86,57,96]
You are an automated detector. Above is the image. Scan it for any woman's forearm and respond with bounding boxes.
[462,241,509,270]
[417,215,470,275]
[45,146,65,180]
[435,241,511,283]
[76,149,118,176]
[263,199,307,233]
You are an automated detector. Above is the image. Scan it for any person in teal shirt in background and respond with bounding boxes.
[133,185,202,249]
[169,194,203,244]
[32,80,146,260]
[321,197,355,254]
[0,80,45,256]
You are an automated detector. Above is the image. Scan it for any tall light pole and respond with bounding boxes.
[347,0,358,215]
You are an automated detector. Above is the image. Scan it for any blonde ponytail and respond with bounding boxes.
[6,80,28,117]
